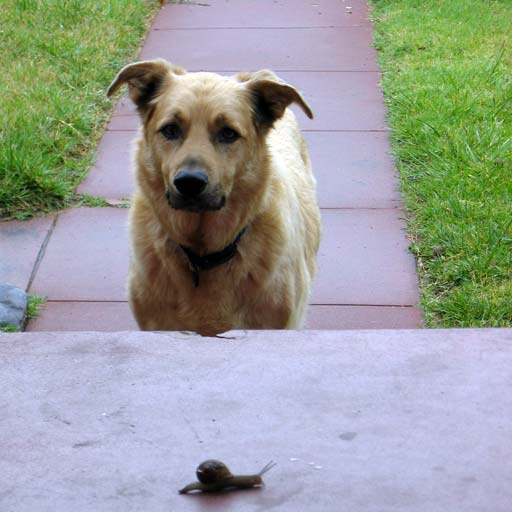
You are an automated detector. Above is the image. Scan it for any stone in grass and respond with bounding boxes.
[0,284,28,330]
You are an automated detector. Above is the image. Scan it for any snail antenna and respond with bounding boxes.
[258,460,277,476]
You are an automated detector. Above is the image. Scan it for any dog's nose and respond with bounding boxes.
[173,168,209,198]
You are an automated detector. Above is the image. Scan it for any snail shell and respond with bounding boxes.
[196,459,233,484]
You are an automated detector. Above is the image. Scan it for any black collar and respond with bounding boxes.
[180,228,246,287]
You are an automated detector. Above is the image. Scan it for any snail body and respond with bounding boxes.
[179,459,276,494]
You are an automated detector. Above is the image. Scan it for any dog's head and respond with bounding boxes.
[108,59,313,214]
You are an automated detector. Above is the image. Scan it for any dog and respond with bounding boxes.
[107,59,321,335]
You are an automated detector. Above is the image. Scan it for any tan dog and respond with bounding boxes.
[107,59,321,335]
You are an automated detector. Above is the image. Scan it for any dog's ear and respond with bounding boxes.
[239,70,313,130]
[107,59,185,113]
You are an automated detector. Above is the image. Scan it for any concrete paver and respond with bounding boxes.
[77,131,136,199]
[0,215,55,291]
[29,208,129,302]
[305,131,402,208]
[154,0,371,29]
[313,209,419,306]
[140,27,378,71]
[282,71,388,131]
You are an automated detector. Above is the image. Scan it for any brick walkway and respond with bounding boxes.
[1,0,422,331]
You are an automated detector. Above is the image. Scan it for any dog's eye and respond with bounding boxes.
[217,127,240,144]
[161,123,182,141]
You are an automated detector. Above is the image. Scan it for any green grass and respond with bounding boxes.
[0,325,20,333]
[371,0,512,327]
[27,294,47,321]
[0,0,160,220]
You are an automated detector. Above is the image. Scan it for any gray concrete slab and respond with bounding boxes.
[1,329,511,511]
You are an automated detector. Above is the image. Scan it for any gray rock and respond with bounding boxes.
[0,284,28,330]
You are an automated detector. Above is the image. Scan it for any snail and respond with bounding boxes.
[178,459,276,494]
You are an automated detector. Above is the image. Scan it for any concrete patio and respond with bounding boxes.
[1,328,511,511]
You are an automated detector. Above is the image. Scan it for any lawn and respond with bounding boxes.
[371,0,512,326]
[0,0,160,220]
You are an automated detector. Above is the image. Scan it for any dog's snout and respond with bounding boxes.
[173,168,209,198]
[167,163,224,212]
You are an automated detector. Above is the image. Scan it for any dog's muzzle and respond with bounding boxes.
[166,165,225,212]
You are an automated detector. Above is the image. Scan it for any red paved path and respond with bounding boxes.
[0,0,422,331]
